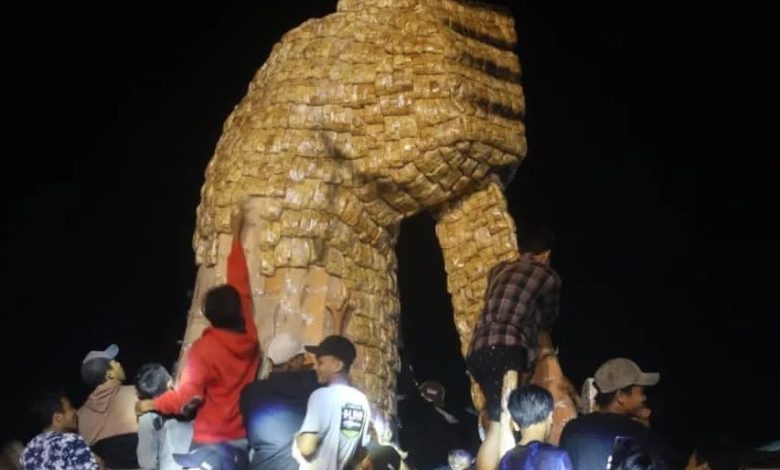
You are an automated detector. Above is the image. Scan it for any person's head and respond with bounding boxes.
[594,358,659,416]
[448,449,473,470]
[135,363,173,399]
[202,284,245,332]
[81,344,125,388]
[519,225,554,263]
[305,335,357,384]
[507,385,554,442]
[30,391,78,432]
[0,440,24,470]
[267,332,309,372]
[363,445,402,470]
[419,380,446,407]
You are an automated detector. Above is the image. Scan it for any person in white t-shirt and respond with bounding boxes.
[295,335,371,470]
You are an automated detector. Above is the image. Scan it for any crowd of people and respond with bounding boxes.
[2,206,769,469]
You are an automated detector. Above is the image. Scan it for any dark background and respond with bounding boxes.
[2,0,776,456]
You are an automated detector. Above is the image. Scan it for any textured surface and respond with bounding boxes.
[181,0,526,434]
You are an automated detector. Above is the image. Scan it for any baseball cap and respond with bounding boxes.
[369,445,402,470]
[266,332,307,365]
[594,358,660,393]
[81,344,119,386]
[305,335,356,367]
[173,445,242,470]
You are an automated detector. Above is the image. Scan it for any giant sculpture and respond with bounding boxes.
[180,0,530,435]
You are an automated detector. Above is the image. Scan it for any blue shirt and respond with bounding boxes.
[21,431,100,470]
[499,441,573,470]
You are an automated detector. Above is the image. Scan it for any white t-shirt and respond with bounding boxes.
[297,383,370,470]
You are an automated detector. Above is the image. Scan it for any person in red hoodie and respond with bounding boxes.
[136,206,260,465]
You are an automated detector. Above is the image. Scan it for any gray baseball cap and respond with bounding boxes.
[80,344,119,386]
[594,358,659,393]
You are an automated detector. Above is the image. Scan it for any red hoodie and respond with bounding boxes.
[154,239,260,443]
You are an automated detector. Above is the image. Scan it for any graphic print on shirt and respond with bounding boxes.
[340,403,366,438]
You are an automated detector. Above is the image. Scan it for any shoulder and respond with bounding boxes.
[541,443,570,457]
[560,413,598,438]
[118,385,138,399]
[532,262,560,281]
[240,379,268,401]
[309,386,331,401]
[138,411,159,426]
[60,432,91,449]
[345,385,370,404]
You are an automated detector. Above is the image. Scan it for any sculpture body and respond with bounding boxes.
[181,0,526,433]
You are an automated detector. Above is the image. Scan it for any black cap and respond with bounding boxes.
[305,335,357,367]
[369,445,402,470]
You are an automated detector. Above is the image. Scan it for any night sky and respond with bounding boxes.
[2,0,776,454]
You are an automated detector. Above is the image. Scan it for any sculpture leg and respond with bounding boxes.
[434,178,520,414]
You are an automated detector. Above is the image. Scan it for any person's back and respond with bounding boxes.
[78,345,139,469]
[135,363,194,470]
[137,413,193,470]
[500,441,572,470]
[498,385,572,470]
[559,358,668,470]
[240,370,319,470]
[560,413,658,470]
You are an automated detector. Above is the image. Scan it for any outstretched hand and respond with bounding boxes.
[135,399,155,416]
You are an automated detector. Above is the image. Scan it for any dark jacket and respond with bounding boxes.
[239,370,319,470]
[559,412,671,470]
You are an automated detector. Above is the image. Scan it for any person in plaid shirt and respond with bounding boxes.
[466,226,561,469]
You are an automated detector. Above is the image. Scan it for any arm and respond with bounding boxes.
[538,270,562,329]
[296,433,320,461]
[150,347,208,415]
[227,207,257,339]
[295,391,325,461]
[136,414,160,469]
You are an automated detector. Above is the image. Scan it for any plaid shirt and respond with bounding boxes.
[469,255,562,366]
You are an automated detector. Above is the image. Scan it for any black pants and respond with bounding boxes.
[467,345,528,421]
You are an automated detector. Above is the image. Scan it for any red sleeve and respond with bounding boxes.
[227,239,258,340]
[153,346,208,415]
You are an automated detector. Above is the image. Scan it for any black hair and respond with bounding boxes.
[135,363,172,399]
[506,385,553,428]
[29,391,67,430]
[595,385,635,409]
[518,225,555,254]
[203,284,245,332]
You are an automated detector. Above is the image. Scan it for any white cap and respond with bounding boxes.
[266,332,306,365]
